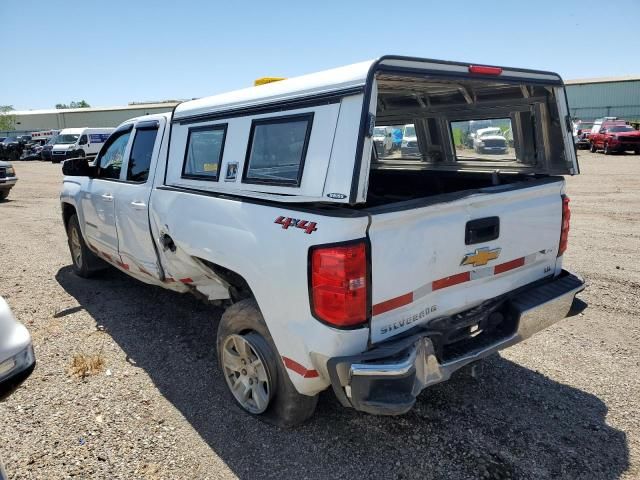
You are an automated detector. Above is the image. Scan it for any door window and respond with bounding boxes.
[127,128,159,182]
[79,135,88,145]
[97,131,131,180]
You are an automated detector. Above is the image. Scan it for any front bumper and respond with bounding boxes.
[327,270,585,415]
[0,176,17,190]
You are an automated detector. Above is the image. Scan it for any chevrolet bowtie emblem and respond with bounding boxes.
[461,247,502,267]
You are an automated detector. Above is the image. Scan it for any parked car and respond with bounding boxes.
[473,127,509,154]
[51,128,114,163]
[0,137,20,161]
[60,56,584,426]
[20,139,47,160]
[589,123,640,154]
[0,296,35,399]
[40,135,59,161]
[373,127,392,157]
[400,124,419,155]
[0,161,18,200]
[572,121,594,149]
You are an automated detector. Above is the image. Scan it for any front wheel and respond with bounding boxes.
[604,143,611,155]
[217,299,318,427]
[590,142,597,153]
[0,190,9,201]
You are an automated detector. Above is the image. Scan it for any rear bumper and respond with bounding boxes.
[327,270,585,415]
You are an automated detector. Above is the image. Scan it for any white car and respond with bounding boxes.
[0,296,35,399]
[400,124,419,155]
[473,127,508,154]
[60,55,584,426]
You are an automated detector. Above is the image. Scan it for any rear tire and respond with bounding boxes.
[217,299,318,427]
[66,214,105,278]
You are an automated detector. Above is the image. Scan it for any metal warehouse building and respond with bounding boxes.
[1,102,179,136]
[565,76,640,121]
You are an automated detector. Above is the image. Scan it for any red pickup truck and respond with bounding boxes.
[589,123,640,155]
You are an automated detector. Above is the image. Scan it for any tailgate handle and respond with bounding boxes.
[465,217,500,245]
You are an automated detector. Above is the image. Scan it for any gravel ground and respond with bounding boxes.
[0,151,638,479]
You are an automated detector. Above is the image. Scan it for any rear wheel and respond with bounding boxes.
[66,214,105,278]
[217,299,318,427]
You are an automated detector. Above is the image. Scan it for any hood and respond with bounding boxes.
[614,130,640,137]
[0,160,13,168]
[52,144,75,151]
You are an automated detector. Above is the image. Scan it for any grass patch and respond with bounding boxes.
[69,353,105,378]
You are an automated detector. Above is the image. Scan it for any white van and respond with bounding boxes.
[51,128,114,163]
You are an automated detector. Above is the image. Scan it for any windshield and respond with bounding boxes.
[404,126,416,137]
[608,125,635,133]
[3,137,17,143]
[373,127,386,136]
[46,136,58,145]
[479,129,502,138]
[56,134,80,145]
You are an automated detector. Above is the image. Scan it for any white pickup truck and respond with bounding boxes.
[60,56,585,426]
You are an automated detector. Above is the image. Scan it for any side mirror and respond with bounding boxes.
[62,157,97,177]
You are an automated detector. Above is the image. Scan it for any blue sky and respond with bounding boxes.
[2,0,639,110]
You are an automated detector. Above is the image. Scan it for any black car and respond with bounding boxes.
[0,137,20,161]
[40,135,59,161]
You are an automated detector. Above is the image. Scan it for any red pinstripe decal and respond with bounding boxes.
[432,271,471,291]
[372,292,414,316]
[494,257,525,275]
[371,253,534,316]
[282,357,319,378]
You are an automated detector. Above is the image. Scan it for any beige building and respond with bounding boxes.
[1,102,180,135]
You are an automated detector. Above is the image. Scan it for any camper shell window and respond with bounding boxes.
[182,125,227,181]
[242,113,314,187]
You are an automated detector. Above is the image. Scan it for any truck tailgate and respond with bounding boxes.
[367,178,564,343]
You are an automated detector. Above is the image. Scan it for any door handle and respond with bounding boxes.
[130,201,146,209]
[101,193,113,202]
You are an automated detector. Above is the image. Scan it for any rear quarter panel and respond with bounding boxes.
[149,189,371,394]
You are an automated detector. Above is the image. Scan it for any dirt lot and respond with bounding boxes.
[0,151,638,479]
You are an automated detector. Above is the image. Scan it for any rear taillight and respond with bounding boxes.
[310,241,368,328]
[558,195,571,257]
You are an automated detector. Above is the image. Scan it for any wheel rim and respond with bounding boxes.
[70,226,83,268]
[222,334,271,414]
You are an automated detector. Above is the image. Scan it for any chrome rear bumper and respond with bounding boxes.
[328,270,585,415]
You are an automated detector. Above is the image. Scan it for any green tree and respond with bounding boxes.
[0,105,16,131]
[56,100,91,109]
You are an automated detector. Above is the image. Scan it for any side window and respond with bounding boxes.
[127,127,159,182]
[243,113,313,186]
[182,125,227,180]
[97,131,131,180]
[78,135,88,145]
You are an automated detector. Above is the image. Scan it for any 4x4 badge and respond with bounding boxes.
[461,247,501,267]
